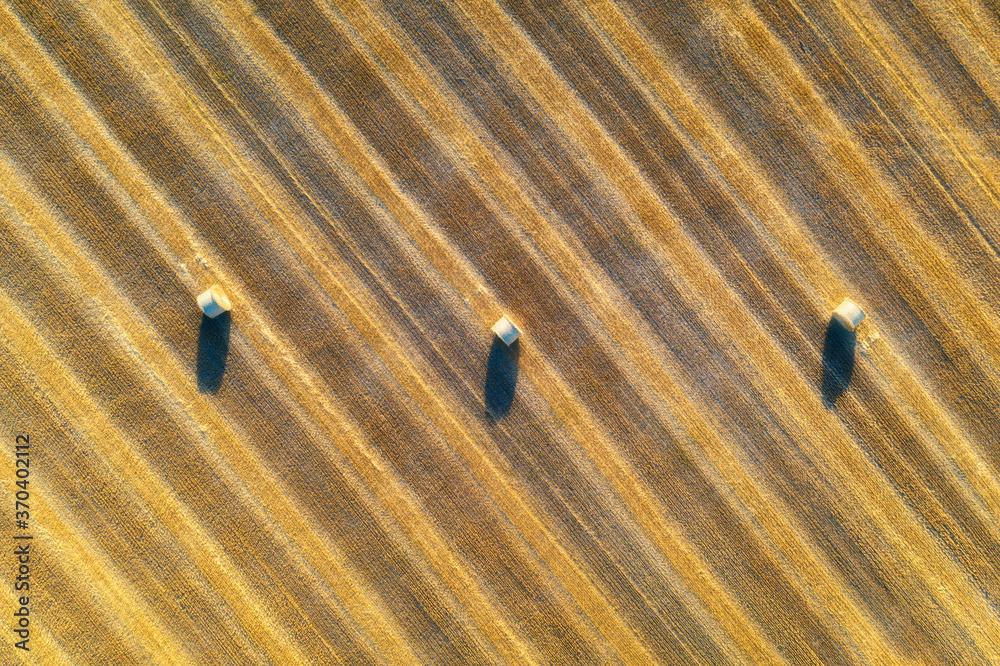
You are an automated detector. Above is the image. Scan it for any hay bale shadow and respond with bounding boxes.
[197,312,230,393]
[485,337,519,418]
[821,317,856,407]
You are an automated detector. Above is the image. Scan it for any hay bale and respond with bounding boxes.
[197,285,232,318]
[492,315,522,346]
[832,298,864,331]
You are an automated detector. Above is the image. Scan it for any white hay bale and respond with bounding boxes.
[832,298,864,331]
[197,285,232,318]
[492,315,522,346]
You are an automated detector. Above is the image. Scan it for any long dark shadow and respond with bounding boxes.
[197,312,230,393]
[485,338,519,418]
[821,317,856,407]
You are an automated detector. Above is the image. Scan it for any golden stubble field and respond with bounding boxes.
[1,0,1000,662]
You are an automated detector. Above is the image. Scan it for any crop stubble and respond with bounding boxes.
[1,0,1000,662]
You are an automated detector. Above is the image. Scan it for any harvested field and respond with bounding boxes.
[2,0,1000,662]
